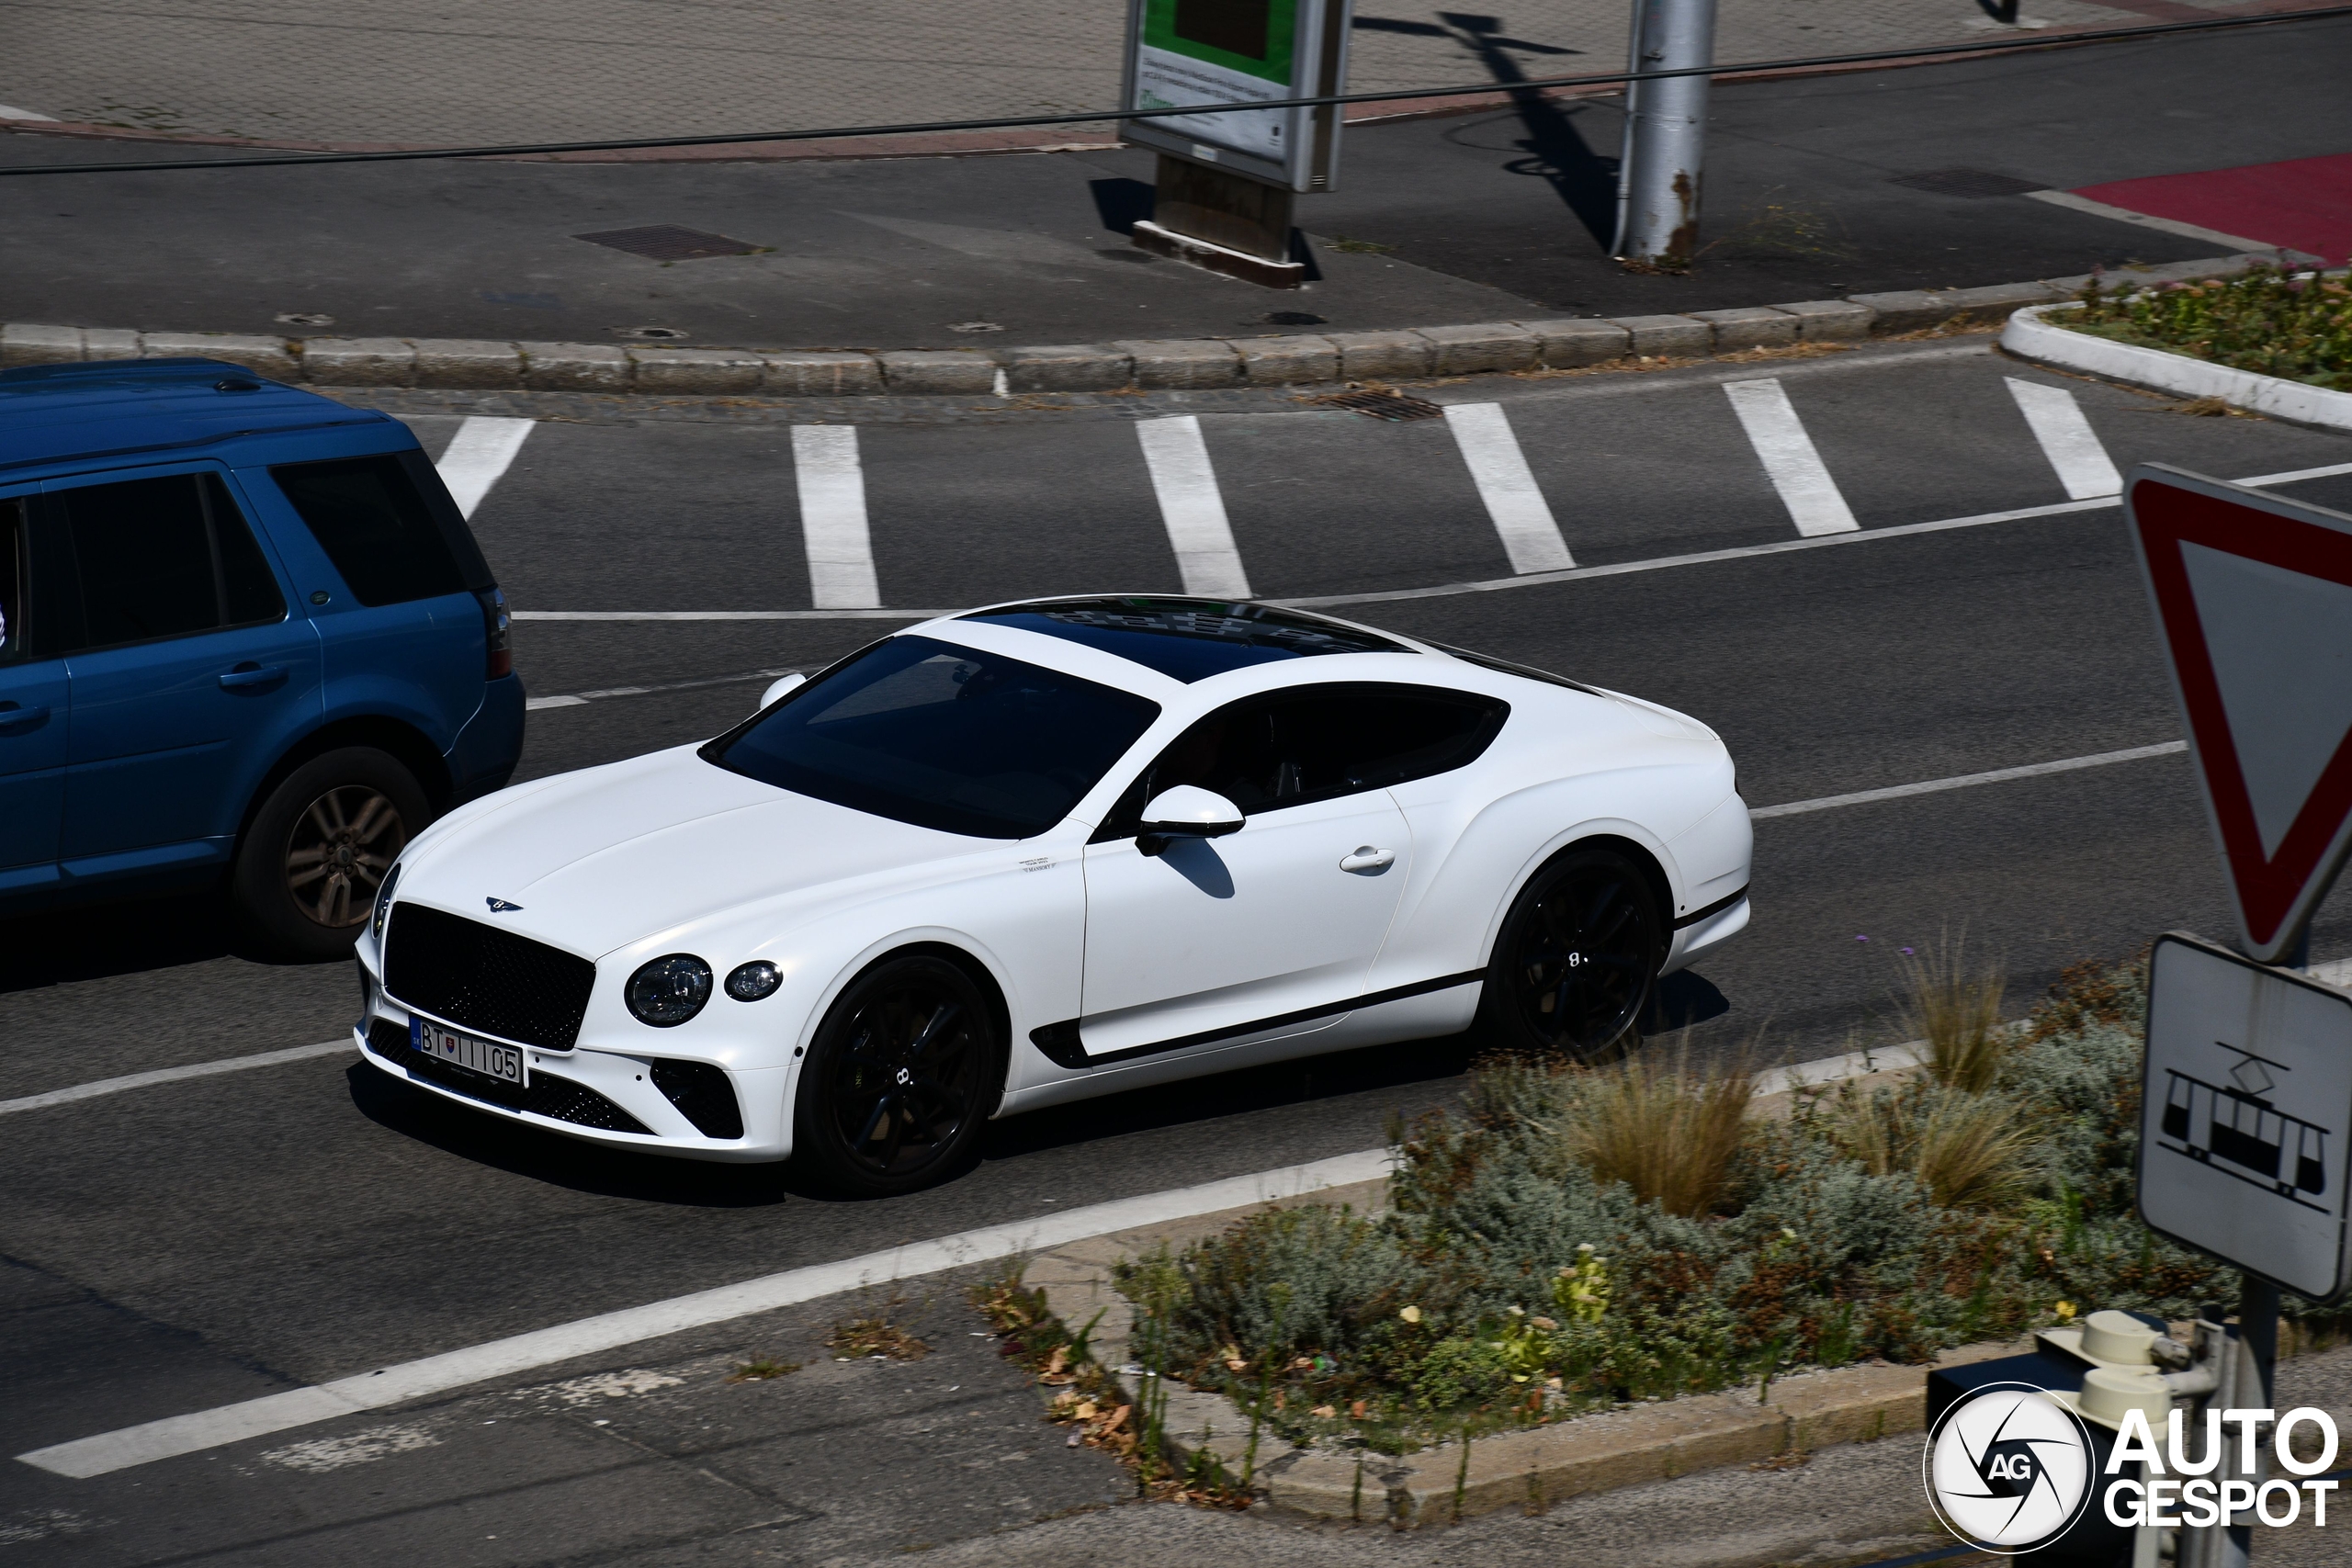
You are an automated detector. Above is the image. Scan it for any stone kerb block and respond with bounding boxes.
[1324,329,1433,380]
[763,352,883,397]
[1416,321,1539,375]
[1518,318,1628,367]
[412,339,526,389]
[1690,305,1800,351]
[1844,290,1951,334]
[0,323,84,366]
[627,345,764,395]
[1001,343,1131,393]
[140,332,300,379]
[1608,314,1712,358]
[81,328,141,360]
[300,338,417,388]
[519,342,631,392]
[1234,333,1338,384]
[876,350,996,395]
[1770,299,1875,341]
[1113,338,1239,389]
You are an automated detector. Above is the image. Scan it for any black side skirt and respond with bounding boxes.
[1673,885,1748,931]
[1030,969,1487,1071]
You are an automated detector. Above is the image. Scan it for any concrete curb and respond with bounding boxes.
[0,256,2267,400]
[2002,300,2352,431]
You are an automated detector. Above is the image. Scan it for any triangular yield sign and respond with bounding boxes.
[2128,466,2352,961]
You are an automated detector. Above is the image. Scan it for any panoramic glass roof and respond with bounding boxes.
[959,597,1411,682]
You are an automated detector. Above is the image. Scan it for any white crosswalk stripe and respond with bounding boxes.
[791,424,881,610]
[1136,415,1251,599]
[1442,402,1576,573]
[1723,378,1860,536]
[2006,377,2124,500]
[431,416,534,521]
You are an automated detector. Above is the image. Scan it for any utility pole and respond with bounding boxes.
[1612,0,1718,267]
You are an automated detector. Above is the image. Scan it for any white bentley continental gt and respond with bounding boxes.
[354,597,1750,1193]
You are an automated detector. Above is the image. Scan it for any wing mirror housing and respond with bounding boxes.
[757,671,807,711]
[1136,785,1244,856]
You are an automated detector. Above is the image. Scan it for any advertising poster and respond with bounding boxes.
[1132,0,1298,162]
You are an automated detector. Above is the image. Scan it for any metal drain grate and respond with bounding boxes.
[1887,168,2045,198]
[573,224,763,261]
[1316,388,1448,422]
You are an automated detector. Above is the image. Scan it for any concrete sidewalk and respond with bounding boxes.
[0,0,2324,151]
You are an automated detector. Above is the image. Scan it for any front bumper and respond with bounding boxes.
[355,969,790,1162]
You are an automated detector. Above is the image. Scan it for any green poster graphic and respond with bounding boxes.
[1143,0,1295,85]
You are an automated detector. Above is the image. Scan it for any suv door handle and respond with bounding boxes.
[1340,846,1396,874]
[0,702,49,733]
[218,663,288,691]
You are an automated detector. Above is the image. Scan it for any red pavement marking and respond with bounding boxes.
[2073,153,2352,265]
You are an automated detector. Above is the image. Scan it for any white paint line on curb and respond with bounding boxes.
[1724,378,1860,537]
[0,1043,348,1117]
[791,425,880,611]
[17,1148,1391,1478]
[2006,378,2122,500]
[2003,304,2352,431]
[432,416,534,521]
[1443,402,1575,573]
[2023,189,2293,259]
[1749,740,2188,819]
[1136,415,1250,599]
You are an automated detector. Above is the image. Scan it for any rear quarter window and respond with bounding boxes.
[269,452,491,606]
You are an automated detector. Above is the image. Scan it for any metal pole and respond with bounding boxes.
[1611,0,1717,265]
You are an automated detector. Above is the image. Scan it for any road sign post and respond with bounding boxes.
[2127,465,2352,1568]
[1120,0,1353,287]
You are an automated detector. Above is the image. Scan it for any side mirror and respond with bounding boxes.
[757,671,807,711]
[1136,785,1244,856]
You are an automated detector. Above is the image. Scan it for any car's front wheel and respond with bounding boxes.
[1477,846,1663,1061]
[795,954,1003,1197]
[232,747,426,962]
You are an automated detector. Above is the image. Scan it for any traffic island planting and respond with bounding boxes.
[2068,263,2351,392]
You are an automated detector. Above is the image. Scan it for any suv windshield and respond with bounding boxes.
[703,636,1161,840]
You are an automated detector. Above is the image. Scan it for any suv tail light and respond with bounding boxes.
[478,587,511,679]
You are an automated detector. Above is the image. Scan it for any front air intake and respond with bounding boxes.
[650,1059,744,1139]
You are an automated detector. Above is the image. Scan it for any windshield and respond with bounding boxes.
[704,636,1161,839]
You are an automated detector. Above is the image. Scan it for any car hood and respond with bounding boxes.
[398,746,978,959]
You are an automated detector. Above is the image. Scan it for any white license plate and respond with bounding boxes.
[412,1018,525,1086]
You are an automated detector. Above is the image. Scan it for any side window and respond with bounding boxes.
[52,474,286,653]
[1104,683,1508,835]
[0,499,22,663]
[270,454,481,607]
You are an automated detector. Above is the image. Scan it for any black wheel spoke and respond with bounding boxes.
[1503,857,1657,1059]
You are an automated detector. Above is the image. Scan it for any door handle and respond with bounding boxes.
[1340,845,1396,874]
[218,663,288,691]
[0,702,49,733]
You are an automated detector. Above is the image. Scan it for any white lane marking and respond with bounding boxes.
[432,417,534,521]
[1749,740,2188,819]
[0,1042,347,1117]
[1442,402,1575,573]
[1136,415,1250,598]
[0,104,60,121]
[18,1148,1391,1477]
[791,425,881,611]
[525,694,589,710]
[1723,378,1860,536]
[2007,378,2123,500]
[2023,190,2293,257]
[2313,958,2352,988]
[504,461,2352,621]
[524,665,800,714]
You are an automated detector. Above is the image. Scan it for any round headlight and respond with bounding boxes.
[725,961,782,1002]
[627,954,712,1027]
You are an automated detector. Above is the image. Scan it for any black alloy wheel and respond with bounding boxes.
[797,955,1001,1196]
[1481,847,1663,1061]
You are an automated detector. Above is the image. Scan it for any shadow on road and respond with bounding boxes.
[0,888,284,995]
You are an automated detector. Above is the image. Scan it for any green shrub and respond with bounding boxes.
[2070,264,2352,390]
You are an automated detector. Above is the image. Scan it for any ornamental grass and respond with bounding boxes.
[2070,262,2352,390]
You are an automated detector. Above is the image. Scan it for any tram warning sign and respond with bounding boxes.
[2140,931,2352,1300]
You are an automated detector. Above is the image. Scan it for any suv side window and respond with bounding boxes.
[50,474,286,654]
[1098,683,1509,837]
[271,453,489,606]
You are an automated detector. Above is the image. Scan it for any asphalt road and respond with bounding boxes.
[7,16,2350,346]
[6,336,2352,1562]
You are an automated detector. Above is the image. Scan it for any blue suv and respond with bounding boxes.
[0,358,524,958]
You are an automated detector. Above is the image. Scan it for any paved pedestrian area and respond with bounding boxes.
[0,0,2301,148]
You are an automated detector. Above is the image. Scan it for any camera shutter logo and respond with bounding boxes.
[1923,1382,2095,1553]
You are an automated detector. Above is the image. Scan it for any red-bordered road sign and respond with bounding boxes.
[2127,465,2352,962]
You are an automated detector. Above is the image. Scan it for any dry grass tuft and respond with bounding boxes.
[1563,1051,1755,1218]
[1898,940,2012,1093]
[1829,1084,2033,1210]
[829,1314,930,1360]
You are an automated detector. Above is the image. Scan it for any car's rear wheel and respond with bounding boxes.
[1476,846,1663,1062]
[796,954,1002,1197]
[233,747,426,962]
